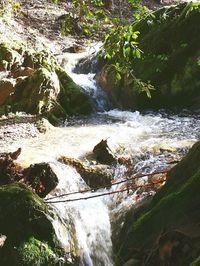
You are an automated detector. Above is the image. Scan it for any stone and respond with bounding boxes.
[93,139,116,165]
[0,148,23,185]
[0,183,64,265]
[59,156,113,189]
[8,67,61,115]
[23,163,59,198]
[0,78,16,105]
[116,141,200,265]
[11,66,34,78]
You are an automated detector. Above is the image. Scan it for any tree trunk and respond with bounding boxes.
[103,0,113,11]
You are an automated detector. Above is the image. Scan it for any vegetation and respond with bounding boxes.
[0,183,64,265]
[117,141,200,265]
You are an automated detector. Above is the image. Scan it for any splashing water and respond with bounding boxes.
[3,48,200,265]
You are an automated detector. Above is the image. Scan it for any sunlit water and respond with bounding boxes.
[4,48,200,265]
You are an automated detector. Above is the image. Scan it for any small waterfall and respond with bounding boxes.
[57,44,112,112]
[3,47,199,265]
[47,162,113,266]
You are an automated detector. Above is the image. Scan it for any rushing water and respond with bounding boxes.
[5,47,200,265]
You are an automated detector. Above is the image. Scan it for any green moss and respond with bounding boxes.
[0,183,49,243]
[56,68,93,115]
[117,141,200,264]
[0,183,65,265]
[190,255,200,266]
[18,237,56,266]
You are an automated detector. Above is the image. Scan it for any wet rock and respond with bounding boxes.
[59,156,113,189]
[0,148,23,185]
[56,67,92,116]
[116,141,200,265]
[23,163,59,198]
[63,44,86,53]
[0,78,16,105]
[0,183,65,266]
[93,139,116,165]
[11,66,35,78]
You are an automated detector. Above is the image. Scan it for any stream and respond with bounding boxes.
[4,48,200,265]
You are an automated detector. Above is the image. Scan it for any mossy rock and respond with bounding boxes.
[190,255,200,266]
[56,68,93,115]
[117,141,200,265]
[7,67,61,115]
[3,66,92,122]
[0,183,64,265]
[97,2,200,109]
[0,42,22,71]
[17,237,59,266]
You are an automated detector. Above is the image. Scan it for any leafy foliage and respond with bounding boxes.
[102,2,154,97]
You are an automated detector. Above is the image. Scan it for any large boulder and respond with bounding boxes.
[0,183,66,266]
[7,67,61,115]
[2,67,92,122]
[56,68,93,115]
[96,2,200,109]
[116,141,200,266]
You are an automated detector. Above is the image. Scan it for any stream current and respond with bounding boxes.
[5,48,200,265]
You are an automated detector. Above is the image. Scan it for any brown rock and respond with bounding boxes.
[59,156,113,189]
[93,139,116,165]
[12,66,34,78]
[23,163,59,198]
[0,78,16,105]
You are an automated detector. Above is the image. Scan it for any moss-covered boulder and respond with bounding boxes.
[96,2,200,109]
[0,43,22,71]
[0,41,92,122]
[4,66,92,121]
[116,141,200,266]
[7,67,61,114]
[0,183,66,265]
[56,68,93,115]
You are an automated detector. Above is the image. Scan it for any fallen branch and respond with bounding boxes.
[45,170,168,203]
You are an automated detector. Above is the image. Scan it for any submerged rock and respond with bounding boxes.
[116,141,200,266]
[59,156,113,189]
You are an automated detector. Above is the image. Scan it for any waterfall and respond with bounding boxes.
[48,162,114,266]
[4,47,199,265]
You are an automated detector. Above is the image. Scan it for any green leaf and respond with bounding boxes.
[135,49,141,59]
[116,72,122,80]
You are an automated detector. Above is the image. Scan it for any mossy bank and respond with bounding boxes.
[96,2,200,110]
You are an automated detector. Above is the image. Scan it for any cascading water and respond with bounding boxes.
[4,46,200,265]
